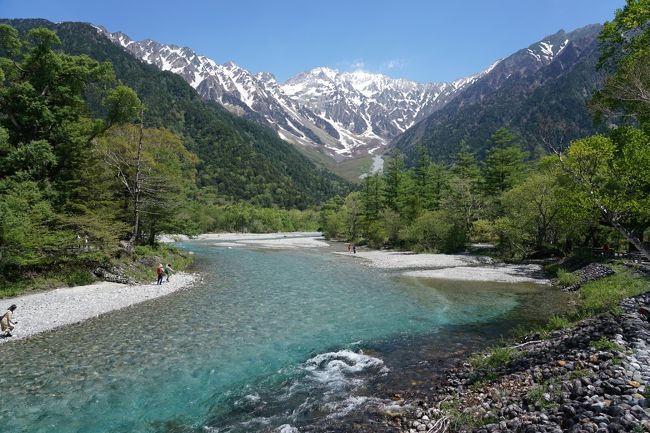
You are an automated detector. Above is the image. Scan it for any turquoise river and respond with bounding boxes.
[0,236,567,433]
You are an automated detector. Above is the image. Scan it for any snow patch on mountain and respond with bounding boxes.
[96,26,487,159]
[527,39,569,63]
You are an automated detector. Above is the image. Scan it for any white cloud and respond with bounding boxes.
[383,59,405,70]
[350,59,366,71]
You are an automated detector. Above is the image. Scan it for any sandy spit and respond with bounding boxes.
[403,264,550,284]
[341,250,494,269]
[0,273,197,344]
[199,232,329,249]
[340,250,549,284]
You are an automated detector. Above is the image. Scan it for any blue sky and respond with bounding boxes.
[2,0,626,83]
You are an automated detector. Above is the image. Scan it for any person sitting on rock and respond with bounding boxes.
[1,304,17,337]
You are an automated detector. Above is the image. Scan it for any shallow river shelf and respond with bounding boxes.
[1,237,567,433]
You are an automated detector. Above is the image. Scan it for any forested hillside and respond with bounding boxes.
[0,21,347,294]
[322,11,650,262]
[2,19,349,208]
[393,25,606,163]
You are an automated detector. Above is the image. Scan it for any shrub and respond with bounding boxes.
[557,268,580,286]
[64,269,95,286]
[469,346,522,370]
[400,210,467,253]
[590,337,623,352]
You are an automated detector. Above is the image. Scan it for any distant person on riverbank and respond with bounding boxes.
[164,263,174,282]
[352,244,357,254]
[1,304,17,337]
[156,263,164,285]
[347,243,352,253]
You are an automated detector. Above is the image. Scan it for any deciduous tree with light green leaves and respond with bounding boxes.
[559,129,650,259]
[595,0,650,124]
[97,124,199,246]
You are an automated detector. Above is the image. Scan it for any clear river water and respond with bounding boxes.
[0,237,567,433]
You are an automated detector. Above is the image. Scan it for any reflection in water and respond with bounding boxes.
[0,240,567,433]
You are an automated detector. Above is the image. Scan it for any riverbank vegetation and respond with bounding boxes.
[0,25,327,296]
[3,0,650,301]
[320,1,650,264]
[322,1,650,260]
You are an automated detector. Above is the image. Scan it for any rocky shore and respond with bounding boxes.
[563,264,616,292]
[397,292,650,433]
[0,272,197,344]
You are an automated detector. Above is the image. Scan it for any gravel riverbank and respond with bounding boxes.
[396,293,650,433]
[341,250,550,284]
[0,272,197,344]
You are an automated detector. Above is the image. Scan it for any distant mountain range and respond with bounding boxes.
[98,24,604,166]
[3,17,606,186]
[1,19,350,206]
[98,27,492,160]
[393,24,605,162]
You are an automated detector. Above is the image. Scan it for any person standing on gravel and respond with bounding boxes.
[164,263,174,282]
[156,263,164,285]
[1,304,17,337]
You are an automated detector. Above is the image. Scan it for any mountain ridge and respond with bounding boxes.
[0,18,350,206]
[392,24,605,163]
[97,26,490,161]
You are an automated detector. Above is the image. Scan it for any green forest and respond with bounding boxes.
[321,2,650,263]
[2,0,650,295]
[0,24,333,293]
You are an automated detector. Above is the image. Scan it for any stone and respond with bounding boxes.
[607,423,624,432]
[607,405,625,417]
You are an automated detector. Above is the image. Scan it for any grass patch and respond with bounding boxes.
[569,368,591,379]
[545,315,572,331]
[578,265,649,315]
[469,346,522,370]
[439,399,498,430]
[590,336,623,352]
[557,268,580,286]
[526,383,561,410]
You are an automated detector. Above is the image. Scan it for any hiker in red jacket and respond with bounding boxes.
[156,263,164,285]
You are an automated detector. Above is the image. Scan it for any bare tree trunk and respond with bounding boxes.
[129,107,144,244]
[608,215,650,261]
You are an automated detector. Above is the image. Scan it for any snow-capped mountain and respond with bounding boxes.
[97,25,588,162]
[392,25,604,163]
[97,27,486,159]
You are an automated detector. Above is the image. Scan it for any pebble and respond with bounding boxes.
[0,273,197,344]
[398,292,650,433]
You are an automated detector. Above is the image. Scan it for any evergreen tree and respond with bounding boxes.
[383,151,406,211]
[482,128,529,195]
[0,25,139,279]
[360,174,383,224]
[452,140,482,186]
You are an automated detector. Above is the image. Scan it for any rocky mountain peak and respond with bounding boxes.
[96,26,490,160]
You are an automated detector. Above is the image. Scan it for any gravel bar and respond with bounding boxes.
[0,272,197,344]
